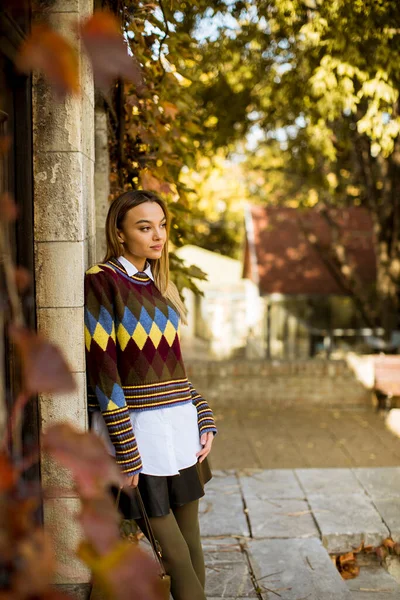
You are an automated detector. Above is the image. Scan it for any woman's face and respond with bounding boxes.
[117,201,167,263]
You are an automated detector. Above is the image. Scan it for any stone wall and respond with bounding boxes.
[185,359,372,408]
[33,0,95,586]
[94,105,109,263]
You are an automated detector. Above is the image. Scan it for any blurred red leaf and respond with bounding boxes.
[79,540,163,600]
[79,496,121,555]
[0,454,16,492]
[0,193,18,222]
[140,170,172,195]
[11,529,55,596]
[16,24,79,97]
[43,423,123,497]
[6,497,41,538]
[14,266,32,293]
[9,326,76,394]
[79,11,145,92]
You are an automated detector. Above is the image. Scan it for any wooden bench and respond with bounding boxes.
[373,355,400,410]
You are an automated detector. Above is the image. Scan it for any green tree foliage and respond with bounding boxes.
[99,1,400,332]
[167,0,400,334]
[181,154,248,258]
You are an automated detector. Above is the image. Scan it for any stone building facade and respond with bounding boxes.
[32,0,96,589]
[243,204,377,359]
[22,0,109,592]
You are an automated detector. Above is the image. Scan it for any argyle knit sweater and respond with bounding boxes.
[84,257,217,476]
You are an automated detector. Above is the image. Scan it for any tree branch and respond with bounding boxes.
[157,0,170,82]
[297,209,377,327]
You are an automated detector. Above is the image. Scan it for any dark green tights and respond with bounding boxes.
[135,500,206,600]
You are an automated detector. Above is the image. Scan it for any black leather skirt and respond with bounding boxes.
[112,458,212,520]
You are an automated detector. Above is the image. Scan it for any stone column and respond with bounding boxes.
[94,104,110,263]
[32,0,95,590]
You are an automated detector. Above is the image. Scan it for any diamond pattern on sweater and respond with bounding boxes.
[163,320,177,346]
[149,322,163,348]
[140,306,153,333]
[93,322,112,351]
[116,323,131,351]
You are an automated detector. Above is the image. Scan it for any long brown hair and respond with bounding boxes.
[104,190,187,323]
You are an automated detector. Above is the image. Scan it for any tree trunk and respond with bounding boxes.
[373,135,400,339]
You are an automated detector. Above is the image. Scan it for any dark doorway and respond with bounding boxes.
[0,7,40,492]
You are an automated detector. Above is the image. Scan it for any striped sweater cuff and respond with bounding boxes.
[191,390,217,436]
[102,406,143,475]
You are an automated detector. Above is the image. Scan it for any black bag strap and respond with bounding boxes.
[115,486,167,577]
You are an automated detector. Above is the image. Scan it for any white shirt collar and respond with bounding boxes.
[118,256,154,280]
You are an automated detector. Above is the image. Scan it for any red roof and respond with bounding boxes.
[244,205,376,295]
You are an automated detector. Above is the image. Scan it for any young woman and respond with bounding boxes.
[84,190,217,600]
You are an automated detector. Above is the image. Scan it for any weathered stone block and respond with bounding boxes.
[307,493,389,553]
[296,468,363,496]
[81,94,95,161]
[44,498,90,584]
[239,469,305,500]
[33,0,80,12]
[354,467,400,499]
[78,0,93,19]
[86,234,97,270]
[40,373,88,491]
[37,307,85,372]
[247,538,351,599]
[35,240,85,307]
[40,372,87,431]
[83,154,95,240]
[55,584,90,600]
[203,538,257,598]
[94,107,110,263]
[34,152,86,242]
[199,472,249,537]
[95,227,106,264]
[41,455,75,496]
[245,496,319,539]
[80,49,95,105]
[33,74,82,154]
[373,498,400,543]
[32,12,94,153]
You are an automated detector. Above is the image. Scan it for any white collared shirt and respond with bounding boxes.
[91,256,202,476]
[118,255,154,281]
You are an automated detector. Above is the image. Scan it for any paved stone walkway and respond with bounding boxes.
[200,469,400,599]
[211,408,400,469]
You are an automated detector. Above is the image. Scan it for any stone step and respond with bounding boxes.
[247,538,352,599]
[296,468,391,553]
[346,555,400,600]
[201,469,399,552]
[186,359,371,408]
[203,536,400,599]
[203,538,257,598]
[199,471,250,537]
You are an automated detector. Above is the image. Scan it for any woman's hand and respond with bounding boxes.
[125,473,139,488]
[196,432,214,463]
